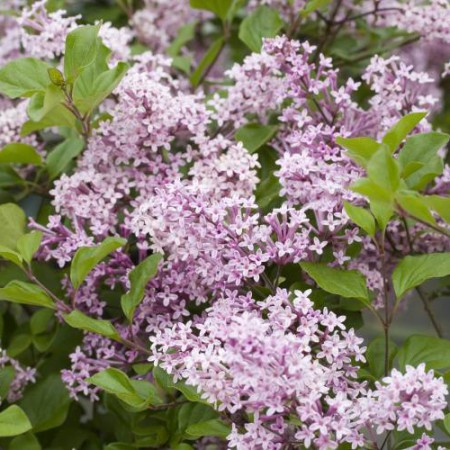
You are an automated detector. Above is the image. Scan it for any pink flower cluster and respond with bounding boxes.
[1,1,448,446]
[0,350,36,403]
[151,289,447,449]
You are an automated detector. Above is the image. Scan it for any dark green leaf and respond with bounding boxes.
[7,334,32,358]
[186,419,231,439]
[0,366,16,400]
[30,309,54,335]
[9,432,41,450]
[19,374,71,432]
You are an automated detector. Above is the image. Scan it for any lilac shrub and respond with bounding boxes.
[0,0,448,449]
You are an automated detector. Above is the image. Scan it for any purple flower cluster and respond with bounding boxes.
[151,289,447,449]
[1,0,449,446]
[0,350,36,403]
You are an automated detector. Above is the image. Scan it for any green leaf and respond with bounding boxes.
[0,405,32,437]
[153,366,206,404]
[46,136,84,180]
[423,195,450,223]
[70,236,127,289]
[370,200,394,232]
[0,366,16,400]
[64,25,101,82]
[366,336,397,379]
[0,166,22,189]
[382,112,427,152]
[0,58,51,98]
[335,136,380,168]
[190,37,224,87]
[396,335,450,371]
[121,253,163,321]
[89,368,162,408]
[24,85,77,132]
[17,231,43,264]
[185,419,231,439]
[301,0,332,17]
[7,334,32,358]
[235,124,278,153]
[343,202,376,236]
[105,444,136,450]
[19,374,71,432]
[73,61,129,115]
[189,0,233,21]
[134,423,168,447]
[48,67,65,86]
[0,281,55,309]
[395,191,435,225]
[0,203,26,249]
[398,132,449,175]
[178,403,218,439]
[9,432,41,450]
[63,310,121,341]
[167,22,197,57]
[0,143,42,165]
[392,253,450,299]
[0,245,23,267]
[172,56,193,74]
[367,145,400,192]
[300,262,369,303]
[239,6,284,52]
[444,413,450,436]
[350,178,393,204]
[405,155,444,190]
[30,309,54,335]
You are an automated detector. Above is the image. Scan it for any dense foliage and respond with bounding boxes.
[0,0,449,449]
